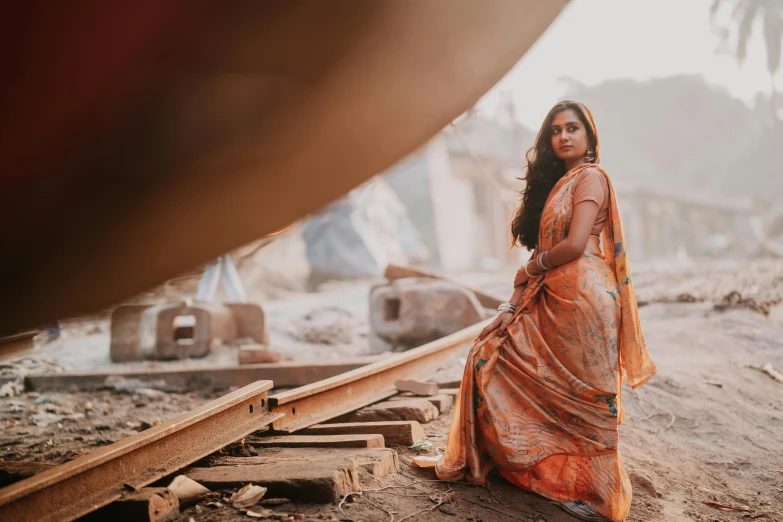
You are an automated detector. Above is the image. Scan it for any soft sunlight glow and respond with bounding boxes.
[480,0,780,128]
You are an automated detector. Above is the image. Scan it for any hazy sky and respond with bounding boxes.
[480,0,781,129]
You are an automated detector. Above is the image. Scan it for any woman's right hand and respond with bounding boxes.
[478,312,514,341]
[513,265,529,288]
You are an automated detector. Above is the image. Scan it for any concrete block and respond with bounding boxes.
[370,279,483,348]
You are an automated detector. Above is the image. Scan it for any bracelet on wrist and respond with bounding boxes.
[524,261,536,278]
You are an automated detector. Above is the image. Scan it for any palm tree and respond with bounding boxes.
[711,0,783,123]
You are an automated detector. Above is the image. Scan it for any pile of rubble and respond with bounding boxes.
[633,258,783,315]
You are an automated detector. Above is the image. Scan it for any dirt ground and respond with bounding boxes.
[1,259,782,521]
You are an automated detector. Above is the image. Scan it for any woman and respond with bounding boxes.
[435,101,657,522]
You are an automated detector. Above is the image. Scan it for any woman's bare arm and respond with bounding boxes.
[545,199,600,266]
[508,283,525,305]
[513,199,599,287]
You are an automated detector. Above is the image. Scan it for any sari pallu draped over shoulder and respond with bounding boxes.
[435,164,656,522]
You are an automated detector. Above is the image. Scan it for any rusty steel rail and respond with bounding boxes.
[0,320,488,520]
[269,321,487,432]
[0,380,280,522]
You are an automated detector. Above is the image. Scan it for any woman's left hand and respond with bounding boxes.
[478,312,514,340]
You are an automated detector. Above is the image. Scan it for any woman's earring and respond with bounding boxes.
[585,148,595,162]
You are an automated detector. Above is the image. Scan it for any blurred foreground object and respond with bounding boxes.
[0,1,568,336]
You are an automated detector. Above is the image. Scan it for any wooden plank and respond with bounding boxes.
[186,451,359,503]
[229,448,399,478]
[335,398,439,424]
[25,356,383,392]
[394,379,438,396]
[384,264,504,309]
[354,448,399,477]
[389,393,453,413]
[433,380,461,389]
[247,434,384,449]
[299,421,425,446]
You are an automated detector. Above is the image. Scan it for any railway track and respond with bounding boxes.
[0,321,486,522]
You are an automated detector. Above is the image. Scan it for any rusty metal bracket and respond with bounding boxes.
[269,322,486,432]
[0,380,279,522]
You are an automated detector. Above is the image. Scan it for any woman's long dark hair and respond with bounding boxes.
[510,100,600,250]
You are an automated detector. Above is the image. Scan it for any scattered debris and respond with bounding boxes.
[714,291,781,316]
[133,388,168,400]
[31,412,84,427]
[238,345,281,364]
[637,293,705,307]
[288,306,360,345]
[703,500,752,512]
[629,470,659,498]
[408,440,434,451]
[167,475,211,506]
[676,293,704,303]
[411,455,441,468]
[760,363,783,384]
[229,483,268,508]
[139,418,163,430]
[261,498,291,506]
[0,380,24,398]
[0,358,66,381]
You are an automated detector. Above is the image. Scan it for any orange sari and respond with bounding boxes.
[435,164,657,522]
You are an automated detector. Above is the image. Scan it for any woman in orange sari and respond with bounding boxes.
[435,101,657,522]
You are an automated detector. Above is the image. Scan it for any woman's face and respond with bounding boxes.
[550,109,589,162]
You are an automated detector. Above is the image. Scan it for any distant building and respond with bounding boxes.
[383,111,534,273]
